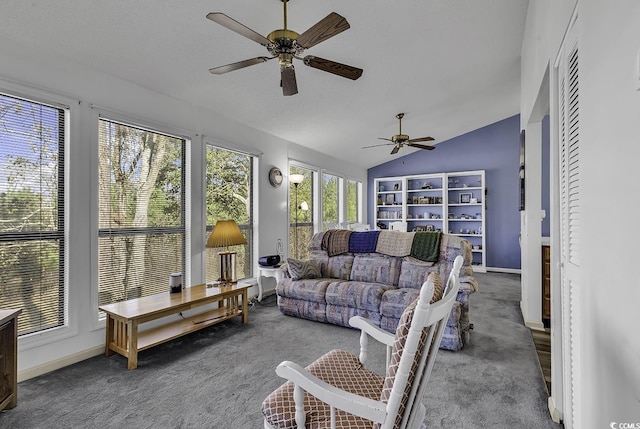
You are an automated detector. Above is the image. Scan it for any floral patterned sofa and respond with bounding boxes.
[277,230,478,350]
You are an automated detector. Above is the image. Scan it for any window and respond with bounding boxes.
[346,179,361,223]
[0,92,66,336]
[289,165,314,259]
[205,145,254,281]
[322,172,339,228]
[98,119,185,306]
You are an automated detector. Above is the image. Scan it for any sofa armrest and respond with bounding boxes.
[280,262,291,279]
[349,316,394,368]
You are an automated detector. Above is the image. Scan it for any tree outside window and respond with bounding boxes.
[97,119,185,307]
[0,93,65,336]
[346,179,360,223]
[205,145,253,281]
[289,166,313,259]
[322,173,339,229]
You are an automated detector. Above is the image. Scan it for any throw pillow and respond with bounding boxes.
[287,258,322,280]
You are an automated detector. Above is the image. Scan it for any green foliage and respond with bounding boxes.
[206,146,251,225]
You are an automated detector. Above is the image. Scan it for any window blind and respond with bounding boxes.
[98,119,185,306]
[0,92,66,336]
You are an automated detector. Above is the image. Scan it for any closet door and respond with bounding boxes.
[557,13,581,429]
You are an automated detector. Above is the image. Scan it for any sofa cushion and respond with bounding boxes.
[287,258,322,280]
[326,281,394,313]
[379,288,421,319]
[277,278,333,303]
[326,254,355,280]
[350,253,402,286]
[397,257,438,289]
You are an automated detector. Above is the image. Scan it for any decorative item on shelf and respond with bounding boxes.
[169,273,183,293]
[460,193,472,204]
[414,225,426,232]
[379,185,385,191]
[412,196,419,204]
[470,197,478,204]
[385,194,395,204]
[425,224,435,231]
[207,219,247,283]
[377,194,383,205]
[462,183,469,188]
[393,183,399,191]
[421,182,432,189]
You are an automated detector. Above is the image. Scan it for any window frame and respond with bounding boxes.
[204,144,256,281]
[0,86,71,344]
[95,116,187,312]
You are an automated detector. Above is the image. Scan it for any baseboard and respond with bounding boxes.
[486,266,521,274]
[520,301,545,331]
[18,345,104,382]
[548,396,562,423]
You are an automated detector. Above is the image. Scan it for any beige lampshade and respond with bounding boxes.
[206,220,247,249]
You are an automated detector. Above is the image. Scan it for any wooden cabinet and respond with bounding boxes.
[0,309,21,411]
[542,245,551,326]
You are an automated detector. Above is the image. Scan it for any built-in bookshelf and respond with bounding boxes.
[373,170,486,271]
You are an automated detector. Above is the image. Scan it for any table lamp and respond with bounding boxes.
[206,220,247,283]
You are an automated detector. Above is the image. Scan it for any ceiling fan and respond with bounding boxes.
[206,0,363,96]
[363,113,436,155]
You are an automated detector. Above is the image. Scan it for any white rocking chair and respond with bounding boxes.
[261,255,464,429]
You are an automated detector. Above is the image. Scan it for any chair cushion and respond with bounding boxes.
[262,349,384,429]
[377,272,443,429]
[287,258,322,280]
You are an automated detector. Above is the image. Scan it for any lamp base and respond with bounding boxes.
[218,251,238,283]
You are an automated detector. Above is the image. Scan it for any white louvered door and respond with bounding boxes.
[557,12,581,429]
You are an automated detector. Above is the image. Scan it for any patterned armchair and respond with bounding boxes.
[262,256,463,429]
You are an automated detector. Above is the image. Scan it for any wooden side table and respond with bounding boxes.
[0,308,21,411]
[257,265,284,302]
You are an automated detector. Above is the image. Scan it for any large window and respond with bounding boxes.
[98,119,185,306]
[346,179,361,223]
[205,145,254,281]
[322,172,339,228]
[0,92,66,336]
[289,165,314,259]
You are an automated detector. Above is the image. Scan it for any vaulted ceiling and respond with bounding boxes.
[0,0,529,168]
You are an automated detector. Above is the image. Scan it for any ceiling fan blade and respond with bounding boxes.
[390,145,400,155]
[377,137,394,142]
[407,136,435,143]
[362,142,395,149]
[296,12,350,49]
[206,13,272,46]
[407,142,436,151]
[209,57,272,75]
[281,66,298,96]
[303,56,363,80]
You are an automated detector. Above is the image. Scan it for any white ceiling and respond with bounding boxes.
[0,0,529,169]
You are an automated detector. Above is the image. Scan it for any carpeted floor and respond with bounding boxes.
[0,271,562,428]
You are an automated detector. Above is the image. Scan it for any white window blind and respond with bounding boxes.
[98,119,185,306]
[0,92,66,336]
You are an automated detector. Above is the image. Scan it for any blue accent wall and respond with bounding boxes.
[368,115,521,269]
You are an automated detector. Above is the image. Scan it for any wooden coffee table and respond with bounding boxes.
[99,283,249,369]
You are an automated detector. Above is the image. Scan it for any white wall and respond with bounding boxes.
[521,0,640,427]
[0,39,366,378]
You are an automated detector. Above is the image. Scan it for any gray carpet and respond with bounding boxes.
[0,272,562,428]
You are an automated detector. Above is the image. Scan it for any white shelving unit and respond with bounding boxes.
[373,170,486,271]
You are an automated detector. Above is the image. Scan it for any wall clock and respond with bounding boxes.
[268,166,283,188]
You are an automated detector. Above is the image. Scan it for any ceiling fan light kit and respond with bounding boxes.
[207,0,363,96]
[362,113,436,155]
